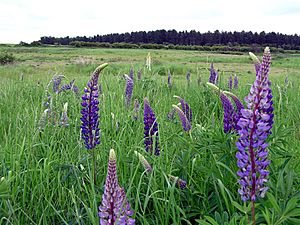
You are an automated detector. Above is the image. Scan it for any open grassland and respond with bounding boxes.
[0,46,300,224]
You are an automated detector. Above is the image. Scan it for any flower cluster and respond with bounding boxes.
[80,63,108,149]
[98,149,135,225]
[143,98,160,156]
[236,47,273,202]
[228,75,233,91]
[133,99,140,120]
[234,74,238,89]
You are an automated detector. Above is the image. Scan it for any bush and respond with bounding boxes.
[0,52,16,65]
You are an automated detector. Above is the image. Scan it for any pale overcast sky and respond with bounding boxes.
[0,0,299,44]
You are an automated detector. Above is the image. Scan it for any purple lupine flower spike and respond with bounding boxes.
[124,74,134,107]
[174,96,192,123]
[80,63,108,149]
[209,63,218,84]
[134,151,152,172]
[234,74,238,89]
[172,105,191,132]
[52,74,65,93]
[129,66,134,81]
[144,98,160,156]
[207,83,235,133]
[133,99,140,120]
[236,47,273,204]
[168,175,187,190]
[228,75,233,91]
[137,69,142,81]
[168,70,172,88]
[223,91,244,131]
[98,149,135,225]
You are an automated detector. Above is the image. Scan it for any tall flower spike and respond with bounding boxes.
[124,74,134,107]
[236,47,273,204]
[172,105,191,132]
[80,63,108,149]
[174,96,192,123]
[143,98,160,156]
[207,83,235,133]
[134,151,152,172]
[234,74,238,89]
[228,75,233,91]
[168,70,172,88]
[98,149,135,225]
[52,74,65,94]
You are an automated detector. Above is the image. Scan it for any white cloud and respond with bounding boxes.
[0,0,299,43]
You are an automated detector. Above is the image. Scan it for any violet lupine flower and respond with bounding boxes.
[234,74,238,89]
[98,149,135,225]
[168,175,187,190]
[174,96,192,123]
[209,63,218,84]
[81,63,108,150]
[168,70,172,88]
[129,67,134,81]
[207,83,235,133]
[124,74,134,107]
[137,69,142,81]
[223,91,244,131]
[172,105,191,132]
[236,47,273,202]
[52,74,65,93]
[228,75,233,91]
[133,99,140,120]
[144,98,160,156]
[58,79,79,95]
[134,151,152,173]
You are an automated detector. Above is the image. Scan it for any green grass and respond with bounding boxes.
[0,46,299,224]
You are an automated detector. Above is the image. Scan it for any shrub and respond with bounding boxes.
[0,52,16,65]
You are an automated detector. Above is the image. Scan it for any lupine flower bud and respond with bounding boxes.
[172,105,191,132]
[144,98,160,156]
[146,52,151,71]
[60,102,69,127]
[98,149,135,225]
[228,75,233,91]
[80,63,108,149]
[186,71,191,86]
[137,69,142,81]
[168,70,172,88]
[168,175,187,190]
[129,67,134,81]
[134,151,152,172]
[124,74,134,107]
[234,74,238,89]
[133,99,140,120]
[236,47,273,202]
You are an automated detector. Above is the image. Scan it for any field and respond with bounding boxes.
[0,46,300,224]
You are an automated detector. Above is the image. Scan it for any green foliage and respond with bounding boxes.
[0,52,16,65]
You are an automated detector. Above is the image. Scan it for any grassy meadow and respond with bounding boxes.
[0,46,300,224]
